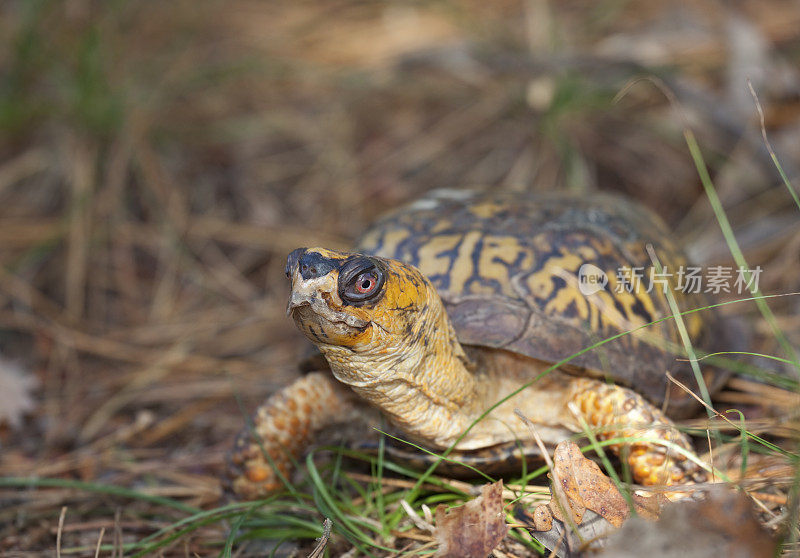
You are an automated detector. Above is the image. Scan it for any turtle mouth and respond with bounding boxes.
[289,300,368,344]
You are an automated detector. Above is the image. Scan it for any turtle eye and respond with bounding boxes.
[353,271,378,294]
[339,258,385,304]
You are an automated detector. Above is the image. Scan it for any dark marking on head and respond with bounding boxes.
[297,250,339,280]
[285,248,307,278]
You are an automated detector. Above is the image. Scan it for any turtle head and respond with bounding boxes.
[285,247,434,352]
[285,247,476,445]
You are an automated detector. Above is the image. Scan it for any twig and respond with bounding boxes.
[706,429,716,483]
[94,527,106,558]
[56,506,67,558]
[307,518,332,558]
[400,500,435,533]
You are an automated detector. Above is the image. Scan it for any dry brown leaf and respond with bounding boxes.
[598,487,777,558]
[549,440,661,528]
[530,504,553,531]
[521,441,663,556]
[434,480,509,558]
[0,356,37,429]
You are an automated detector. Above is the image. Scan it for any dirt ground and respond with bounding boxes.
[1,0,799,555]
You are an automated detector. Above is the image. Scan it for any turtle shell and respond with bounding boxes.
[356,189,738,414]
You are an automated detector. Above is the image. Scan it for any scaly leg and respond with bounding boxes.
[567,378,708,486]
[227,372,354,499]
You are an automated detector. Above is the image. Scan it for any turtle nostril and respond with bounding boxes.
[309,266,317,275]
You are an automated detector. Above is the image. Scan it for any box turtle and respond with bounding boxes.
[228,189,739,499]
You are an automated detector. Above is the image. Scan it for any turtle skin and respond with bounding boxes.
[227,189,739,500]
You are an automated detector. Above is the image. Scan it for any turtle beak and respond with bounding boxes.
[285,248,311,316]
[284,248,369,331]
[285,247,340,316]
[286,289,311,316]
[286,267,313,316]
[286,267,331,317]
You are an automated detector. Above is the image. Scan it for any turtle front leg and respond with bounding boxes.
[567,378,708,487]
[227,372,355,500]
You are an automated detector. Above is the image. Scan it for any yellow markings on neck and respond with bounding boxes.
[378,261,428,314]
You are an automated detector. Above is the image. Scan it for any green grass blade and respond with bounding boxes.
[647,245,714,416]
[684,129,800,375]
[747,80,800,212]
[0,477,199,514]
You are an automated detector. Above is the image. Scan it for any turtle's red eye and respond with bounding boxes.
[354,272,377,294]
[339,257,385,304]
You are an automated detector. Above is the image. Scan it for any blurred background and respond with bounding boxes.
[1,0,799,554]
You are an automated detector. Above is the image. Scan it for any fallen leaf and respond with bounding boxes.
[0,357,37,429]
[550,440,661,528]
[519,441,663,556]
[531,503,553,531]
[518,507,615,556]
[598,486,777,558]
[434,480,509,558]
